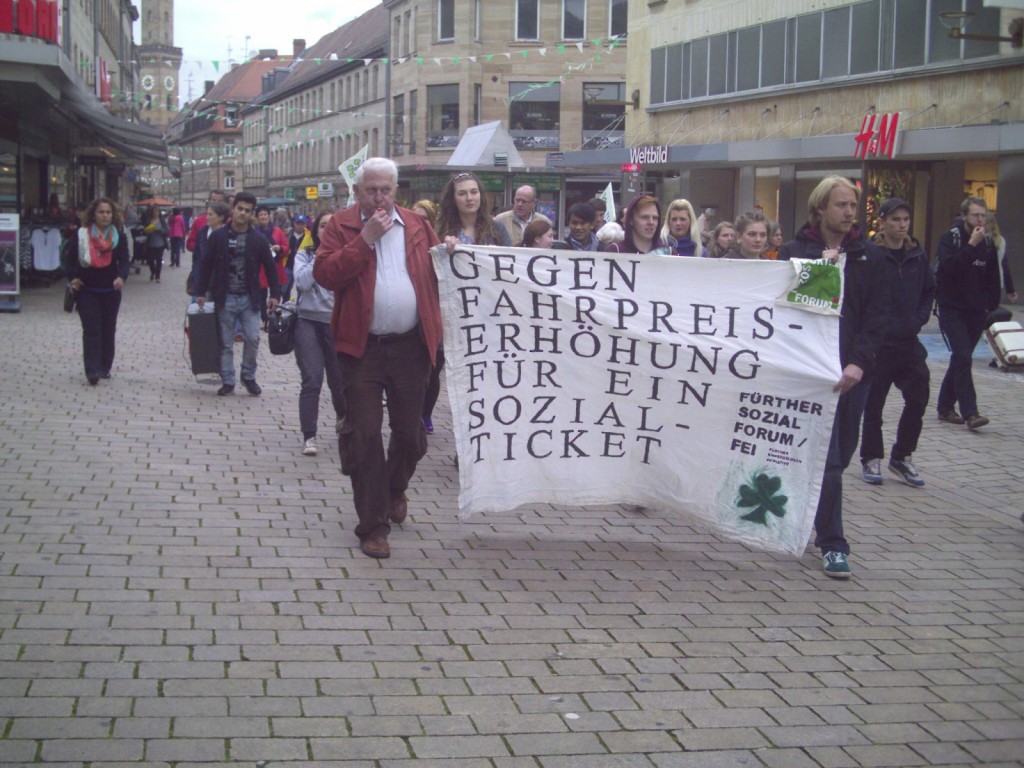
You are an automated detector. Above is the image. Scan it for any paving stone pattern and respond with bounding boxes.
[1,274,1022,767]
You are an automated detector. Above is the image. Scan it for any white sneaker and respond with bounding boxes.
[302,437,317,456]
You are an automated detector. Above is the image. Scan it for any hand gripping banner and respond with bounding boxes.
[433,246,842,556]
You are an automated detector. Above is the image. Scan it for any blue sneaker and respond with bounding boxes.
[861,459,883,485]
[823,551,852,579]
[889,457,924,487]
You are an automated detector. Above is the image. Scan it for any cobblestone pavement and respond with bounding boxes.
[1,273,1022,767]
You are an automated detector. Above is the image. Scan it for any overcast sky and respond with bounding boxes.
[138,0,380,105]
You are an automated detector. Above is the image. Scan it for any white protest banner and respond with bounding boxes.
[434,246,842,556]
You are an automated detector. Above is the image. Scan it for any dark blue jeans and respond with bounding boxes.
[815,380,871,555]
[937,305,987,419]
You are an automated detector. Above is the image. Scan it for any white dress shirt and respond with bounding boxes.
[366,209,418,335]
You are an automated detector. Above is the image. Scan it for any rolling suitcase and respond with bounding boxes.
[186,302,220,375]
[984,320,1024,371]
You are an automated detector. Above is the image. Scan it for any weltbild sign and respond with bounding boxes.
[628,145,669,165]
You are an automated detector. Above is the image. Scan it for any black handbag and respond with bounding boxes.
[267,306,297,355]
[63,284,76,313]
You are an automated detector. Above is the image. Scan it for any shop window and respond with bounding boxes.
[517,0,539,41]
[427,84,459,148]
[708,34,728,95]
[509,82,560,150]
[563,0,585,40]
[438,0,454,41]
[736,27,760,92]
[850,0,880,74]
[690,38,708,99]
[794,13,821,82]
[582,83,625,149]
[893,0,926,68]
[822,8,850,79]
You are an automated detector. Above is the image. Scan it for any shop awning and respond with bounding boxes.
[60,83,169,167]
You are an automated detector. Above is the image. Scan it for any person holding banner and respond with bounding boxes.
[707,221,737,258]
[726,211,769,260]
[313,157,442,560]
[565,203,600,251]
[779,176,889,579]
[522,220,556,249]
[599,193,667,254]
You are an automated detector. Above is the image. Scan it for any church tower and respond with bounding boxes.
[138,0,183,129]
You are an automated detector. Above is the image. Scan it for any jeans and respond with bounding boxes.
[860,341,930,463]
[937,305,987,419]
[170,236,183,267]
[337,330,431,539]
[216,294,261,386]
[294,317,345,439]
[815,379,871,555]
[76,287,122,378]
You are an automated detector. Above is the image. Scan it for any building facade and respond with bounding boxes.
[384,0,629,220]
[557,0,1024,280]
[1,0,166,214]
[241,7,390,212]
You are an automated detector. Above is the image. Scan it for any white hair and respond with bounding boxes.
[354,157,399,186]
[596,221,625,244]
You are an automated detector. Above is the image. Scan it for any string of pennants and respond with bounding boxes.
[120,35,623,76]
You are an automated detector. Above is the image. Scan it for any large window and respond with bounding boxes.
[427,84,459,148]
[649,0,999,106]
[438,0,454,41]
[563,0,585,40]
[517,0,539,41]
[509,82,560,149]
[582,83,625,149]
[609,0,627,38]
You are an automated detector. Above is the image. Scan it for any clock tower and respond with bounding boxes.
[138,0,183,129]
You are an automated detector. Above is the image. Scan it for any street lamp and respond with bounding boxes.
[938,11,1023,47]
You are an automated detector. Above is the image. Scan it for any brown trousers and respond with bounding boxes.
[337,330,431,538]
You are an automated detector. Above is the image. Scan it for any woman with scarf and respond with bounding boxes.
[65,197,131,385]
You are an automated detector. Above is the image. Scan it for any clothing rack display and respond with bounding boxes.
[20,217,70,287]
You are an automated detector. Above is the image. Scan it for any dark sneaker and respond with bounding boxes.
[965,413,989,431]
[938,410,965,425]
[87,376,99,386]
[889,457,925,487]
[862,459,883,485]
[217,384,234,396]
[823,551,852,579]
[241,379,262,396]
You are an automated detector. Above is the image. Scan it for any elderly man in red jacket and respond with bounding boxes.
[313,157,442,560]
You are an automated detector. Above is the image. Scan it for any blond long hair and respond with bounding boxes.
[661,198,704,256]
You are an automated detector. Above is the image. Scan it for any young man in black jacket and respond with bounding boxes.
[934,196,1001,430]
[779,176,889,579]
[858,199,934,488]
[195,191,280,396]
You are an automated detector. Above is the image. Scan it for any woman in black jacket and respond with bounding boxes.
[65,197,131,385]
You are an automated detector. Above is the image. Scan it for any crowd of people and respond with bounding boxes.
[63,161,1016,573]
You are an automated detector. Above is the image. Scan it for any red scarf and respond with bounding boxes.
[89,225,115,268]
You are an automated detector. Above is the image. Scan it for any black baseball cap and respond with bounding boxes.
[879,198,912,218]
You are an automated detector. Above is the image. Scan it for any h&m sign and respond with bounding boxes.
[628,145,669,165]
[854,113,901,159]
[0,0,60,43]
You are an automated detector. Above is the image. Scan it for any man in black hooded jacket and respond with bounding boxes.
[779,176,889,579]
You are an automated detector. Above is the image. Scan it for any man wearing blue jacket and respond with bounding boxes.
[859,199,935,488]
[934,196,1002,430]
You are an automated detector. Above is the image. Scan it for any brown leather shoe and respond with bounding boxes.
[359,530,390,559]
[389,493,408,524]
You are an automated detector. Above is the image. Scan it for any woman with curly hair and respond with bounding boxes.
[64,197,131,385]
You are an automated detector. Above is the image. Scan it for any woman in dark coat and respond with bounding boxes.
[65,197,131,385]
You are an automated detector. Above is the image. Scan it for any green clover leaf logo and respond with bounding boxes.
[737,473,788,526]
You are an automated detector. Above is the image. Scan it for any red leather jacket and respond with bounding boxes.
[313,205,442,364]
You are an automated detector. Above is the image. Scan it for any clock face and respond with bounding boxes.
[141,74,155,91]
[163,75,175,92]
